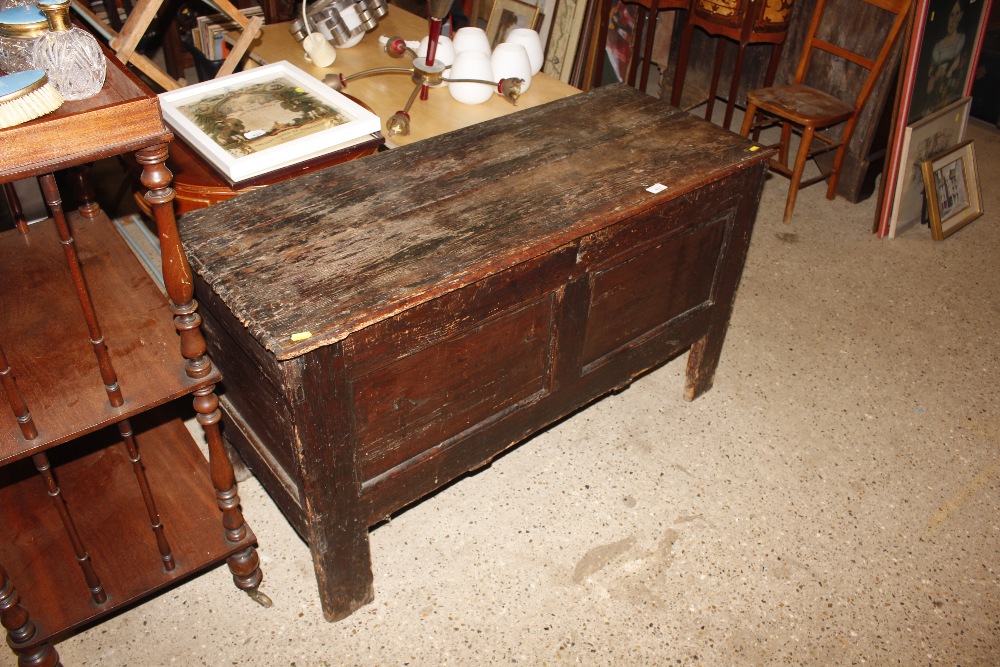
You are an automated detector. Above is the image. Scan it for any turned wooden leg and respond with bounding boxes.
[67,166,101,219]
[0,565,61,667]
[722,41,748,131]
[136,143,268,604]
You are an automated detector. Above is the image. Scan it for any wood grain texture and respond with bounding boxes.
[0,411,257,646]
[181,84,766,361]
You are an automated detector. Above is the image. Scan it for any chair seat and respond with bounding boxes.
[747,84,855,128]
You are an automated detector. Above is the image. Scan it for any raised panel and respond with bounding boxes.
[343,246,576,378]
[581,216,729,368]
[353,296,556,481]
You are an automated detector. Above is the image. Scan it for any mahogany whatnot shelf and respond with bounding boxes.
[180,84,775,622]
[0,47,264,665]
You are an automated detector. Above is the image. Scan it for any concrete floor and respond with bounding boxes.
[35,117,1000,665]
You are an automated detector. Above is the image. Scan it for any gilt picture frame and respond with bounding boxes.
[486,0,542,49]
[921,140,983,240]
[887,96,970,238]
[158,61,381,185]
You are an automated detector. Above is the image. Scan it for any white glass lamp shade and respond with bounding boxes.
[448,50,494,105]
[503,28,543,75]
[452,27,491,56]
[490,42,532,92]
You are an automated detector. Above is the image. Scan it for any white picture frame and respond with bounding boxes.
[887,96,970,238]
[159,61,381,185]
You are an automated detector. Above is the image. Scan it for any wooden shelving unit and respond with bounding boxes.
[0,48,264,666]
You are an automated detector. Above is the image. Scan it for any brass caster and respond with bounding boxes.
[246,588,273,608]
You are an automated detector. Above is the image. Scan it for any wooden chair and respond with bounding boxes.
[670,0,794,130]
[591,0,691,92]
[739,0,910,224]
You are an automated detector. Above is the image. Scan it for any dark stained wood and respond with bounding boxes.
[166,133,384,215]
[670,0,793,129]
[182,84,773,621]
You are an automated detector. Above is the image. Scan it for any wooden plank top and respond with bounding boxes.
[180,84,773,361]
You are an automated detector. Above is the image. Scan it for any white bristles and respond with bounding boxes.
[0,72,64,129]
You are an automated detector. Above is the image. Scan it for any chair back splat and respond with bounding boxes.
[739,0,911,224]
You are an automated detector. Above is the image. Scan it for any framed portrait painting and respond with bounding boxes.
[907,0,990,123]
[921,140,983,240]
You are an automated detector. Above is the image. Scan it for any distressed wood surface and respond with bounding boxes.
[180,84,767,361]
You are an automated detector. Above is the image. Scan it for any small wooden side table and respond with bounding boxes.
[0,47,265,665]
[137,131,384,216]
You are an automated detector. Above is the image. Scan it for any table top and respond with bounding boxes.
[0,51,169,183]
[242,9,581,147]
[181,85,771,361]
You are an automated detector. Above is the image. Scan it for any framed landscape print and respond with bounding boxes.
[921,140,983,240]
[159,62,381,184]
[888,96,970,237]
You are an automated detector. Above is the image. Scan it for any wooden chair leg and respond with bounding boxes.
[670,21,695,107]
[739,100,757,137]
[778,121,793,167]
[626,7,646,87]
[638,6,660,93]
[722,41,748,130]
[2,183,28,234]
[591,0,612,90]
[705,37,727,122]
[784,125,814,224]
[763,42,783,88]
[826,143,847,199]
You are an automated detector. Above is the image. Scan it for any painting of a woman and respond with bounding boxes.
[908,0,987,123]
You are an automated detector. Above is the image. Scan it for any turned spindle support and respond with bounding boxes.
[37,172,177,572]
[137,143,269,606]
[0,566,61,667]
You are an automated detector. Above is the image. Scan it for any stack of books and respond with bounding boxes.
[190,6,265,61]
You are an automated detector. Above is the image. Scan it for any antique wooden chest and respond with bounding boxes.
[180,84,773,621]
